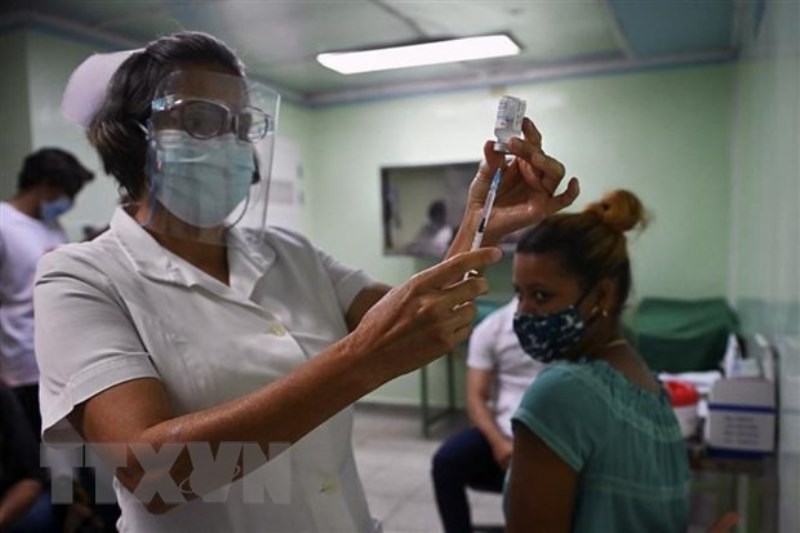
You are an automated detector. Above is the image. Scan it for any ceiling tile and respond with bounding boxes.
[2,0,736,103]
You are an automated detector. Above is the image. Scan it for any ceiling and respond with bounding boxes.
[0,0,738,105]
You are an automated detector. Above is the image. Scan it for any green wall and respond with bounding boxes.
[308,66,734,299]
[728,2,800,530]
[24,29,116,241]
[7,16,797,526]
[0,30,33,201]
[5,26,739,410]
[306,65,734,404]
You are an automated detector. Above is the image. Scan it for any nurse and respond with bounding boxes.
[35,31,579,532]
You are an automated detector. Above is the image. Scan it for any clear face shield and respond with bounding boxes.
[142,70,280,245]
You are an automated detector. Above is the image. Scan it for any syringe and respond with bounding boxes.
[473,94,525,251]
[469,167,502,252]
[463,95,525,280]
[463,167,503,280]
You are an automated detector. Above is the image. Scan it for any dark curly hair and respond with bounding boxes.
[87,31,243,200]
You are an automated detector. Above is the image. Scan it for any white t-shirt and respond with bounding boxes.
[467,299,544,437]
[405,223,453,257]
[0,202,67,387]
[34,208,379,532]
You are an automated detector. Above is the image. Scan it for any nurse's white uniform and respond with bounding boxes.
[34,207,381,532]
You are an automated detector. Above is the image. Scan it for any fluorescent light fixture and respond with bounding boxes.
[317,35,520,75]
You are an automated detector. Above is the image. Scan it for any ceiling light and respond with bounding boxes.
[317,35,520,75]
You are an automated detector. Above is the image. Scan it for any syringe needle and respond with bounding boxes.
[464,167,502,280]
[470,168,502,251]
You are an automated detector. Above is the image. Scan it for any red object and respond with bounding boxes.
[664,380,700,407]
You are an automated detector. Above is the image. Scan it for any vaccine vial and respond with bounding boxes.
[493,95,526,153]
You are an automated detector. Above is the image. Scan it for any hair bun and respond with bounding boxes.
[584,189,649,233]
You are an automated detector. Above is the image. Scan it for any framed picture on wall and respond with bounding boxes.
[381,161,524,258]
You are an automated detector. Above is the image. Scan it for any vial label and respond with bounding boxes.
[494,96,526,133]
[494,96,527,152]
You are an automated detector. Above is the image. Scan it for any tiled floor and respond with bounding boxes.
[352,403,505,533]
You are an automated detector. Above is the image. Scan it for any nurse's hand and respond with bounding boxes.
[351,247,501,377]
[464,118,580,245]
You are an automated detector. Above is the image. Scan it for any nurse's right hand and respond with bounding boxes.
[350,247,502,378]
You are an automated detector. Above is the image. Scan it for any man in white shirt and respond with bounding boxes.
[0,148,93,436]
[405,200,455,258]
[432,298,544,533]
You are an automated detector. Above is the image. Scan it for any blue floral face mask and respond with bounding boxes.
[513,292,593,364]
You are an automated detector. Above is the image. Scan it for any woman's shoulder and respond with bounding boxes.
[550,359,681,436]
[530,360,601,390]
[262,225,311,244]
[37,235,115,275]
[513,362,614,470]
[519,362,603,412]
[35,232,131,298]
[235,225,318,256]
[522,359,667,413]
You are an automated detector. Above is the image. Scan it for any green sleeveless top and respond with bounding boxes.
[507,359,690,532]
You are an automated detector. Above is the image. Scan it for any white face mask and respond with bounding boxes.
[151,130,255,228]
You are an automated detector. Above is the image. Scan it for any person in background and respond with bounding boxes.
[0,149,108,533]
[34,31,579,532]
[0,148,93,435]
[405,199,455,258]
[432,296,544,532]
[505,190,693,532]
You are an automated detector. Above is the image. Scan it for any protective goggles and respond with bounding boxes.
[150,70,280,145]
[152,95,273,143]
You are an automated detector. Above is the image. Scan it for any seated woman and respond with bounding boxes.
[505,190,691,532]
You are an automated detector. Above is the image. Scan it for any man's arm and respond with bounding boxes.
[467,368,512,469]
[0,479,43,530]
[0,385,44,530]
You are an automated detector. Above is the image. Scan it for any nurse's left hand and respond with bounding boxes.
[466,117,580,244]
